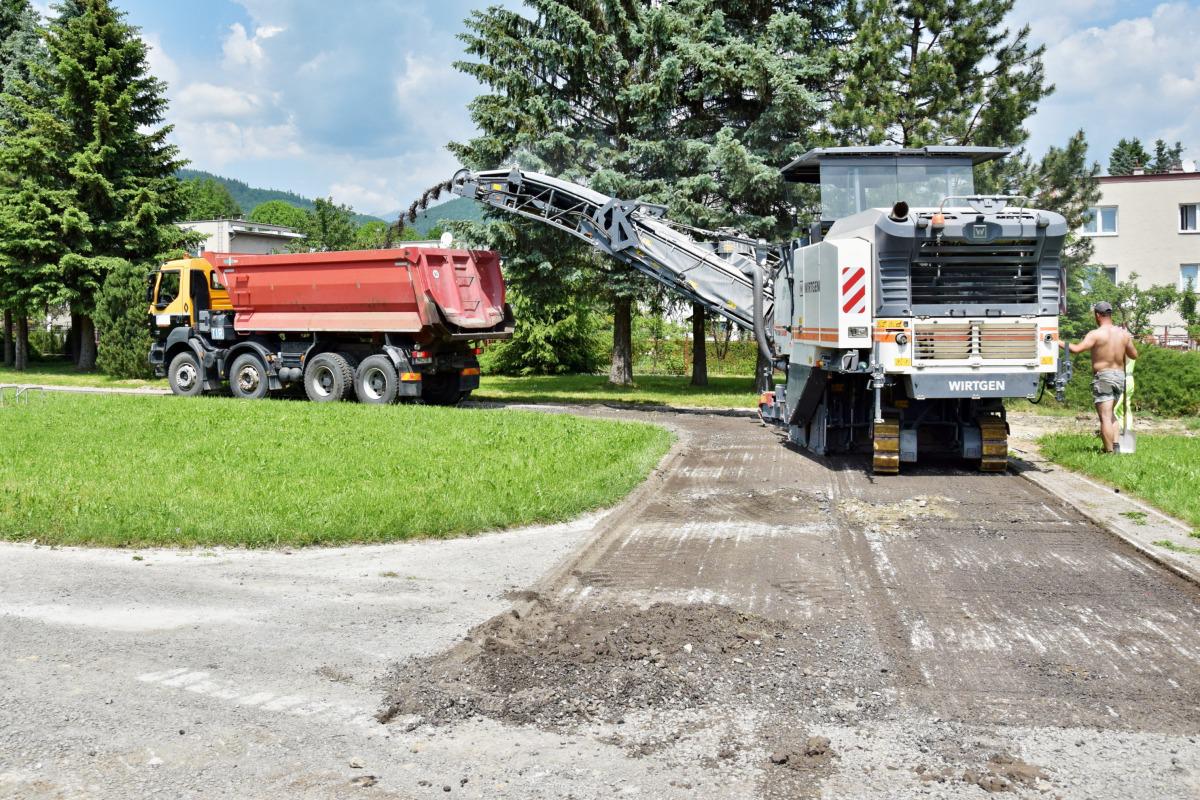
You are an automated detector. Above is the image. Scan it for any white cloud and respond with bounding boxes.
[1026,2,1200,167]
[172,119,304,168]
[174,83,262,121]
[221,22,284,71]
[141,33,179,91]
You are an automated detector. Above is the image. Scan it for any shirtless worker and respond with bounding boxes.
[1063,301,1138,452]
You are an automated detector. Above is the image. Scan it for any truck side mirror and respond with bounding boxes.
[145,273,156,303]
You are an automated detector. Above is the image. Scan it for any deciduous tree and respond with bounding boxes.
[179,177,243,220]
[292,197,357,252]
[248,199,309,230]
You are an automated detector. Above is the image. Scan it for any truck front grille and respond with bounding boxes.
[911,240,1041,306]
[914,322,1037,361]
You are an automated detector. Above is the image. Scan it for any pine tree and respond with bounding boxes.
[453,0,842,383]
[1148,139,1184,173]
[1109,137,1150,176]
[0,0,186,371]
[832,0,1049,152]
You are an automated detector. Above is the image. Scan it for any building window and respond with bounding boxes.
[1182,204,1199,232]
[1101,265,1118,283]
[1181,264,1199,293]
[1081,206,1118,235]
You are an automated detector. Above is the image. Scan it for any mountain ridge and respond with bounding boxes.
[176,168,383,225]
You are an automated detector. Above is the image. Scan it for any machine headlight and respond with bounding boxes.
[895,333,909,346]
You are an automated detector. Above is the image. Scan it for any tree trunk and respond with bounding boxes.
[77,314,97,371]
[690,302,708,387]
[68,311,82,364]
[754,349,772,394]
[2,310,12,366]
[608,296,634,386]
[14,315,28,371]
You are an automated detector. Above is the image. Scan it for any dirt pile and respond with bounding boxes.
[378,598,813,729]
[768,735,837,771]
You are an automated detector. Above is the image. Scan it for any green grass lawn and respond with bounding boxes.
[0,393,673,547]
[1038,433,1200,529]
[475,373,759,409]
[0,359,165,389]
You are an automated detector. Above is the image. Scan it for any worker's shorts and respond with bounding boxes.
[1092,369,1125,405]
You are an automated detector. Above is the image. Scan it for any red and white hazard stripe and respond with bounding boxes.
[841,267,867,314]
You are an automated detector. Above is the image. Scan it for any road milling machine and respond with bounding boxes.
[451,146,1073,473]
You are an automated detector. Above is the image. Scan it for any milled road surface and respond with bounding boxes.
[3,408,1199,799]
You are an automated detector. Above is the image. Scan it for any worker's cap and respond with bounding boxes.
[1092,301,1113,314]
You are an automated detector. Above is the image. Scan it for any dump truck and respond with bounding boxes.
[451,146,1072,472]
[147,247,513,404]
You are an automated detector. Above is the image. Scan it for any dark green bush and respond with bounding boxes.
[1042,346,1200,417]
[94,258,155,379]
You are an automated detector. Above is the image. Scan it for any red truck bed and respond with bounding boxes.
[203,247,506,335]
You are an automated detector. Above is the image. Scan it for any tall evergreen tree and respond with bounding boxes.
[1010,130,1101,340]
[1108,137,1150,176]
[1148,138,1184,173]
[453,0,842,384]
[0,0,186,371]
[832,0,1049,152]
[0,0,47,369]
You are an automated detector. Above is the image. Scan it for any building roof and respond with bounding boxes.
[1098,171,1200,184]
[177,219,305,238]
[781,146,1010,183]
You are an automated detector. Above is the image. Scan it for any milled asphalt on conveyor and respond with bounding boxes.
[2,407,1198,799]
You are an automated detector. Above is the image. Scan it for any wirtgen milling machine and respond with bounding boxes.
[453,146,1072,473]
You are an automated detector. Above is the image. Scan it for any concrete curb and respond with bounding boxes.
[465,398,758,418]
[0,382,169,396]
[1010,441,1200,588]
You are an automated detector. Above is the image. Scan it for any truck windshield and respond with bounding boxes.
[156,270,180,307]
[819,159,975,220]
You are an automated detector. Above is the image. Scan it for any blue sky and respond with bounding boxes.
[45,0,1200,217]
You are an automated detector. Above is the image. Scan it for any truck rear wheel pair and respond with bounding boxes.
[304,353,357,402]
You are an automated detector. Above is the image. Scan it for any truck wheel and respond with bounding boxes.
[167,351,204,397]
[421,372,463,406]
[305,352,354,402]
[230,353,270,400]
[355,355,399,404]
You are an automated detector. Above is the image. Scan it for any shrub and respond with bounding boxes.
[1044,345,1200,417]
[94,258,155,379]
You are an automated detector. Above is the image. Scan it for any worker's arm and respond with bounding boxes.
[1065,331,1094,354]
[1125,332,1139,360]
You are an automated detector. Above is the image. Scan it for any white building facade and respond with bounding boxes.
[1084,171,1200,334]
[177,219,305,256]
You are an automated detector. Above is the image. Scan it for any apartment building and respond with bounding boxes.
[1084,169,1200,332]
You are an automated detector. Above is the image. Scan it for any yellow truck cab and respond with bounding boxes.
[147,257,235,394]
[147,257,233,328]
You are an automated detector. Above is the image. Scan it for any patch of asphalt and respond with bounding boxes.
[463,398,758,418]
[1009,443,1200,587]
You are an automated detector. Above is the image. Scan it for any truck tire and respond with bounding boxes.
[355,355,399,404]
[305,352,354,402]
[229,353,270,400]
[167,351,204,397]
[421,372,463,406]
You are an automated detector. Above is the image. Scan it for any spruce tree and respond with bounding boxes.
[0,0,186,371]
[453,0,842,383]
[1109,137,1149,176]
[0,0,48,370]
[1010,130,1100,340]
[832,0,1049,152]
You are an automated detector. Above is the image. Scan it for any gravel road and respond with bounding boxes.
[3,407,1198,799]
